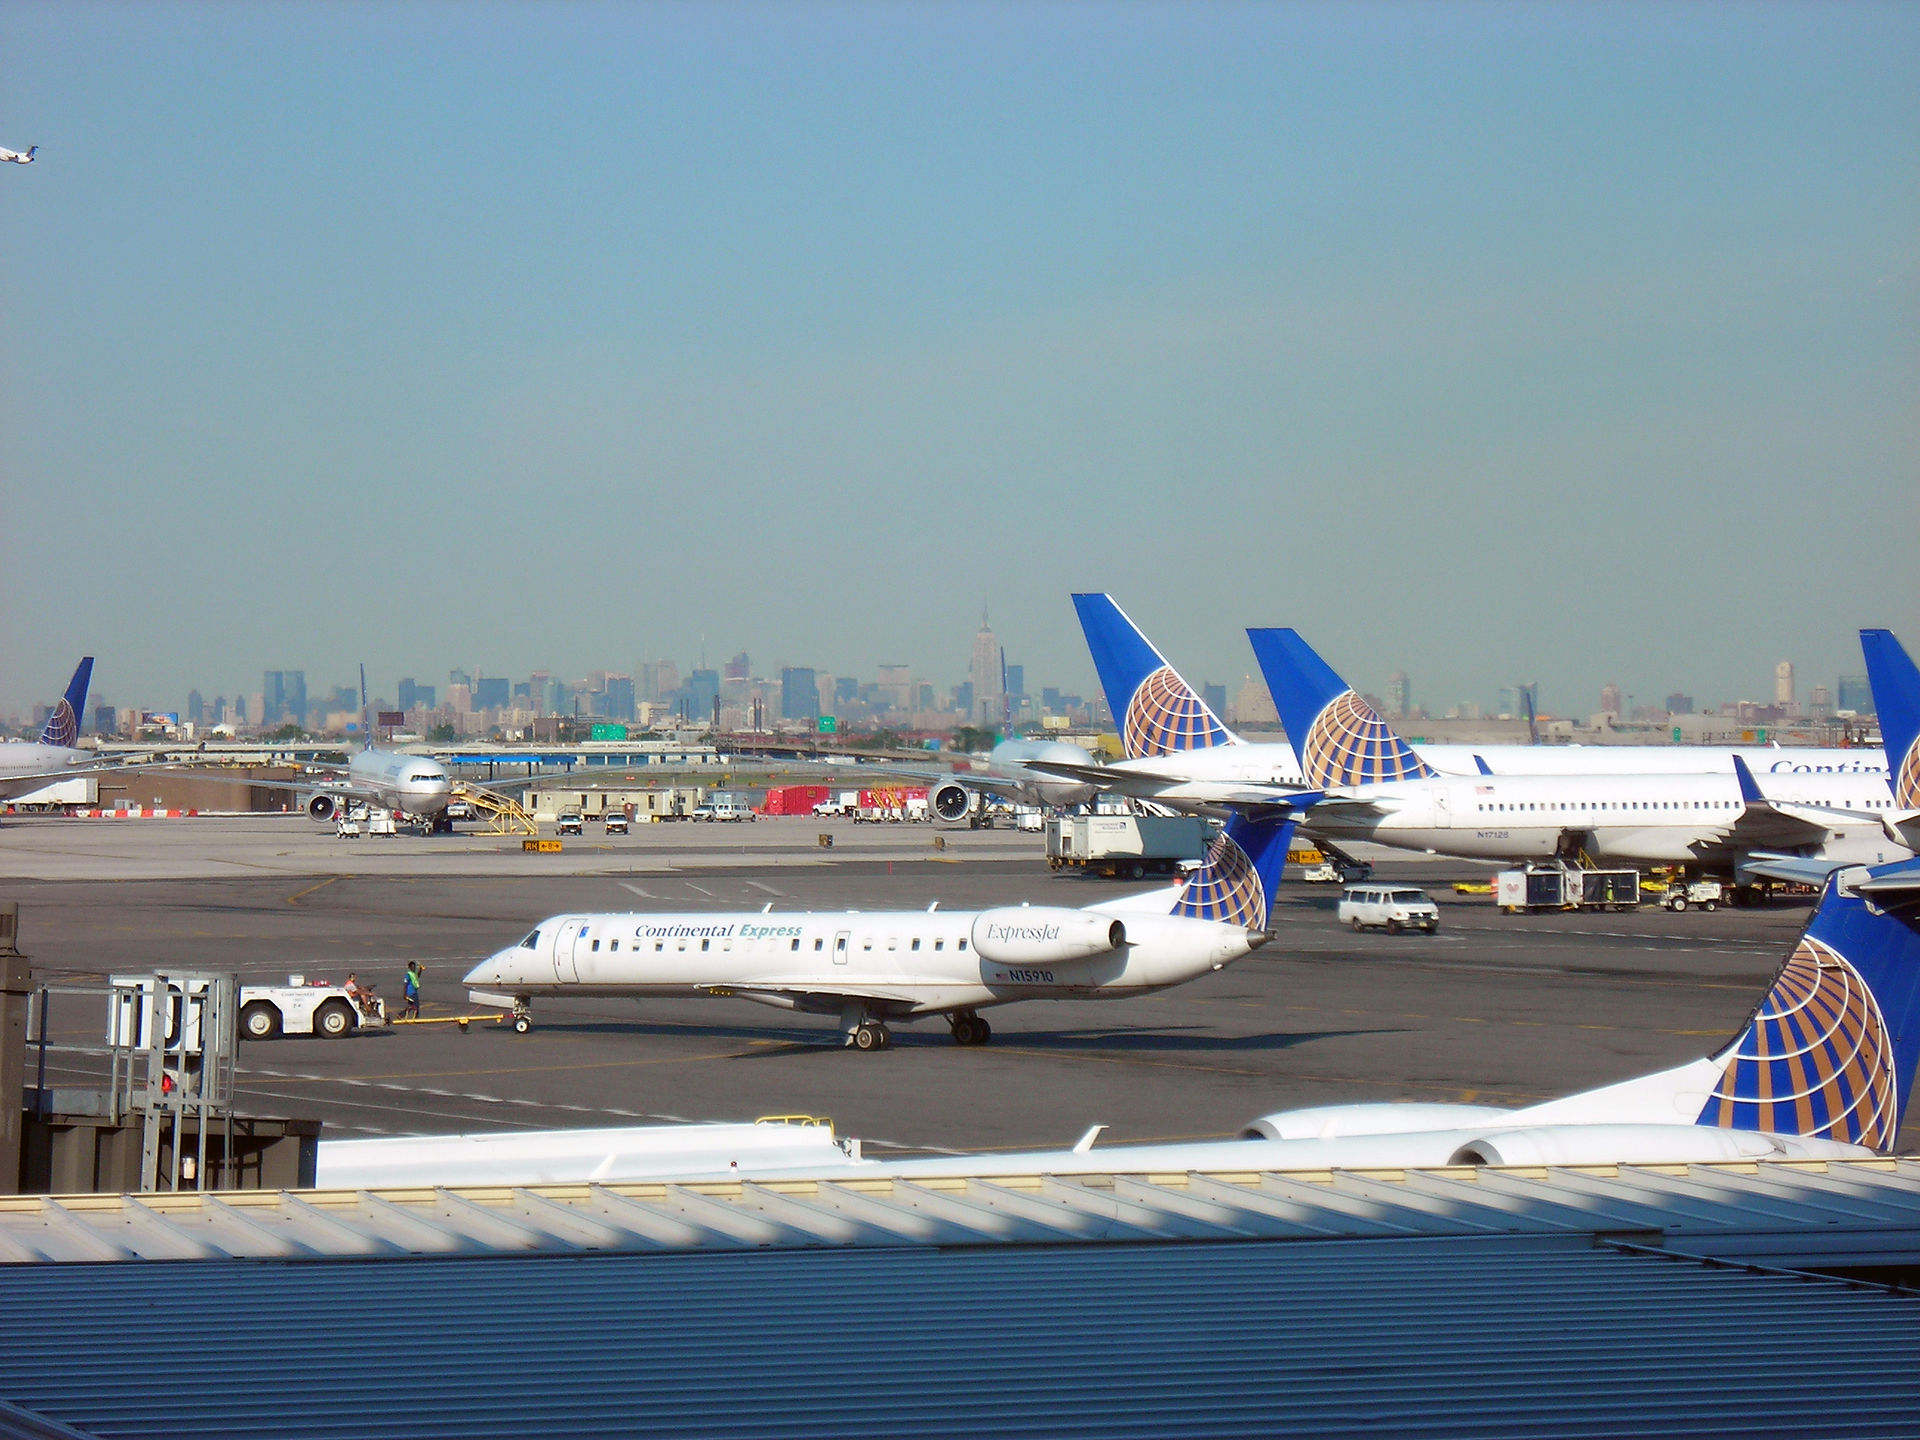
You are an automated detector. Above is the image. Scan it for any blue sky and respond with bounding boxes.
[1,2,1914,718]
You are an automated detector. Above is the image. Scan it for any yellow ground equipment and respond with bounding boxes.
[452,781,539,835]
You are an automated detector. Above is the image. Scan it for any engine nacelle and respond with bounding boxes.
[308,793,340,823]
[971,907,1125,965]
[1446,1124,1874,1168]
[929,779,974,824]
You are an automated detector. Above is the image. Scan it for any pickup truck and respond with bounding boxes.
[603,812,630,835]
[556,811,585,836]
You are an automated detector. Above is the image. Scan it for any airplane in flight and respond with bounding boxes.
[1861,628,1920,851]
[324,856,1920,1186]
[0,146,36,165]
[1246,626,1908,883]
[463,807,1299,1048]
[0,658,108,802]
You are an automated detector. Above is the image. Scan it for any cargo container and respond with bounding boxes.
[1496,866,1641,914]
[762,785,835,816]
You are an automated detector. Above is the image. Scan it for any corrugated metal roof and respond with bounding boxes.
[2,1157,1919,1268]
[2,1235,1918,1438]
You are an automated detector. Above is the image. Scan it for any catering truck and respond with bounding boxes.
[1045,814,1213,879]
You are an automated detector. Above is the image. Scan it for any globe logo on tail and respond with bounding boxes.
[1123,666,1229,759]
[1173,831,1265,929]
[1699,935,1897,1150]
[43,698,77,750]
[1897,738,1920,811]
[1300,691,1434,789]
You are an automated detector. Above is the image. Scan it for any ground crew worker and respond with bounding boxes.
[402,961,424,1019]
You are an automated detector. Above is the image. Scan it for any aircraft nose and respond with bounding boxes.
[463,953,501,985]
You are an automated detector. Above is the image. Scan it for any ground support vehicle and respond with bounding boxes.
[1337,886,1441,934]
[1046,815,1212,879]
[556,811,585,836]
[1664,879,1725,912]
[1497,866,1642,914]
[603,812,630,835]
[237,979,388,1040]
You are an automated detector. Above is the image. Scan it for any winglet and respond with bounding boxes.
[1861,630,1920,809]
[1071,594,1234,759]
[1732,753,1765,805]
[1245,628,1436,788]
[38,657,93,749]
[1697,860,1920,1150]
[1072,1125,1106,1154]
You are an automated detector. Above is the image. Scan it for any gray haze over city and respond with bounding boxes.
[1,4,1914,726]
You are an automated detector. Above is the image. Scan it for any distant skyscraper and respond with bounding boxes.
[969,616,1004,728]
[1202,683,1228,718]
[1809,684,1832,719]
[724,652,750,681]
[876,664,912,712]
[1837,674,1873,716]
[262,670,306,727]
[1004,663,1024,700]
[398,678,419,711]
[1665,693,1694,716]
[687,669,720,722]
[474,677,510,711]
[781,667,818,722]
[413,685,436,712]
[448,668,471,690]
[186,689,204,727]
[1384,671,1410,720]
[1774,661,1795,708]
[1600,682,1622,717]
[604,674,636,722]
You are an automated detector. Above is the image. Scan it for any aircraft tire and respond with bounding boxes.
[853,1024,879,1052]
[512,1013,533,1035]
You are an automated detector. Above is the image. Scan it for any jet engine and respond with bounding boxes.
[1445,1124,1871,1168]
[928,779,974,824]
[971,907,1125,964]
[307,794,339,823]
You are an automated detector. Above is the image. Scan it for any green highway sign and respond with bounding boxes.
[817,716,837,734]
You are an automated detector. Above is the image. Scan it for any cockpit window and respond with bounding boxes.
[519,930,540,949]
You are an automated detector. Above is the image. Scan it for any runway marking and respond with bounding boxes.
[285,877,341,907]
[618,883,658,899]
[747,881,786,897]
[682,883,715,897]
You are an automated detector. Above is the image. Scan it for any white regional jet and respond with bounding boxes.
[1246,627,1909,884]
[0,146,36,165]
[464,809,1298,1047]
[325,857,1920,1187]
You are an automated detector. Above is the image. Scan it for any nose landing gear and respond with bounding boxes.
[510,998,533,1035]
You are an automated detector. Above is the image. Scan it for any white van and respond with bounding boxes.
[1337,885,1440,934]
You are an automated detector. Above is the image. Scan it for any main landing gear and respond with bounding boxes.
[948,1012,992,1047]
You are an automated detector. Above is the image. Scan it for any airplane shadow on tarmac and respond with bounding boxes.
[526,1021,1402,1058]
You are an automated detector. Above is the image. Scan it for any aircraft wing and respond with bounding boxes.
[862,763,1029,797]
[704,983,929,1017]
[1710,757,1854,853]
[1021,758,1320,811]
[1736,853,1848,888]
[138,765,386,804]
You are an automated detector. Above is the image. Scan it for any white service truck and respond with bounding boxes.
[1045,814,1213,879]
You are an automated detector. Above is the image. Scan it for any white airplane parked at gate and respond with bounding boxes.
[0,658,109,803]
[0,145,36,165]
[153,666,454,824]
[1243,627,1909,883]
[1044,594,1884,809]
[463,809,1298,1048]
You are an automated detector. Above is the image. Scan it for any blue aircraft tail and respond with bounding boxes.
[1861,630,1920,810]
[1169,810,1297,932]
[38,657,93,749]
[1244,629,1435,789]
[1697,860,1920,1151]
[1071,594,1234,761]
